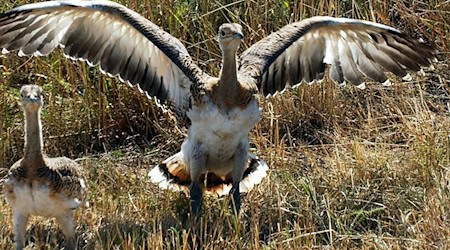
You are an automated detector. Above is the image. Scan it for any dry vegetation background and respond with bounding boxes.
[0,0,449,249]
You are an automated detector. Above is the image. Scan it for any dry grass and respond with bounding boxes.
[0,0,449,249]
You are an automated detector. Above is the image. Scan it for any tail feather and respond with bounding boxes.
[148,153,188,192]
[239,153,269,193]
[148,152,268,196]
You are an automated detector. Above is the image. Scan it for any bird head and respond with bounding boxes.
[218,23,244,52]
[19,85,43,111]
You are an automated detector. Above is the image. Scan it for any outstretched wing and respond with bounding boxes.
[0,0,208,114]
[238,16,435,96]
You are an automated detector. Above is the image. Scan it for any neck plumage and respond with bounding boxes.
[220,48,238,83]
[23,108,44,161]
[216,48,240,106]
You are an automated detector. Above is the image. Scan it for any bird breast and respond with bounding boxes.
[186,99,261,162]
[4,178,83,217]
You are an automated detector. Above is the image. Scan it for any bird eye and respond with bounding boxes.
[221,30,226,37]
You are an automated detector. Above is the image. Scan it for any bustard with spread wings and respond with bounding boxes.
[0,0,435,216]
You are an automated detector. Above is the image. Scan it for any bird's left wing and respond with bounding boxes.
[238,16,435,96]
[0,0,208,115]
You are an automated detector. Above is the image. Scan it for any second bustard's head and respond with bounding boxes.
[20,85,43,112]
[218,23,244,52]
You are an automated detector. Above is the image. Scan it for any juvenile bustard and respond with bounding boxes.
[2,85,88,249]
[0,1,435,216]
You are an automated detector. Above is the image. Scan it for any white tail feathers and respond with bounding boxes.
[148,152,268,196]
[239,153,269,193]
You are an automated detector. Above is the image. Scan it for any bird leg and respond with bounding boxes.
[13,211,29,250]
[188,143,206,217]
[56,212,76,250]
[230,139,249,215]
[190,181,203,217]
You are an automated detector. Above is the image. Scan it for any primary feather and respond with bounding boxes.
[239,16,434,95]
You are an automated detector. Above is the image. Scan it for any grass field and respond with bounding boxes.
[0,0,449,249]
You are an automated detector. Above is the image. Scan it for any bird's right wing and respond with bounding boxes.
[0,0,209,115]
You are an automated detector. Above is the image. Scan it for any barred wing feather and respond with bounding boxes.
[0,0,207,115]
[238,16,435,96]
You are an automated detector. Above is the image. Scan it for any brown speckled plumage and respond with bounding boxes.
[38,158,87,199]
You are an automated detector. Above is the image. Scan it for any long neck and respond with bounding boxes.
[23,108,44,161]
[216,48,240,105]
[220,48,238,83]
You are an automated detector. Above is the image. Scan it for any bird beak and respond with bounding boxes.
[234,32,244,39]
[28,94,39,102]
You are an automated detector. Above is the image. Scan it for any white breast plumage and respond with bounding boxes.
[5,179,82,217]
[185,99,261,163]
